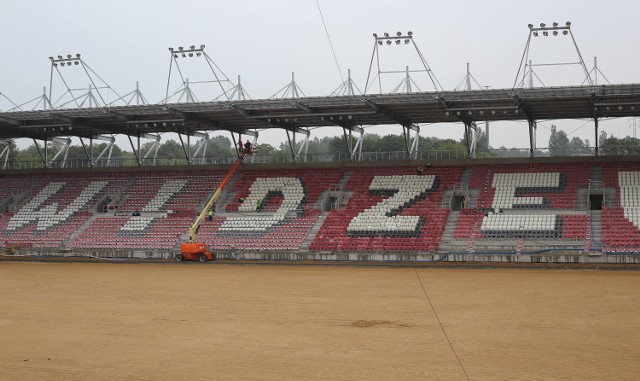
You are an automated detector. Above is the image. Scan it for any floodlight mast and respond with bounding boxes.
[48,54,121,109]
[514,22,593,88]
[164,44,234,103]
[365,31,443,93]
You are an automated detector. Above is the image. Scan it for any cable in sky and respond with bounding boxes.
[315,0,344,83]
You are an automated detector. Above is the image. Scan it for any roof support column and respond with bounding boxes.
[353,127,364,161]
[191,133,210,165]
[402,124,420,160]
[296,132,310,162]
[285,129,296,161]
[231,131,241,158]
[187,132,191,165]
[594,117,599,156]
[142,134,161,165]
[528,119,537,157]
[0,140,10,170]
[341,125,364,161]
[137,134,141,165]
[87,135,116,167]
[177,133,191,165]
[44,138,49,168]
[463,121,477,159]
[47,137,71,168]
[79,137,93,167]
[128,134,141,166]
[342,127,352,160]
[32,138,46,168]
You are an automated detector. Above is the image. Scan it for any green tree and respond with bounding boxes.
[256,143,277,156]
[206,135,234,157]
[155,139,184,159]
[376,134,407,152]
[548,125,570,156]
[599,131,640,155]
[568,136,592,155]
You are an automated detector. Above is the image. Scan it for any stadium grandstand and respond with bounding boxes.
[1,155,639,263]
[1,22,640,265]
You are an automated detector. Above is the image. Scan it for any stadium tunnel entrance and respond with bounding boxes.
[451,195,466,211]
[589,194,603,210]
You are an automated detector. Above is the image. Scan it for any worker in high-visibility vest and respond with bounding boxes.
[208,209,213,221]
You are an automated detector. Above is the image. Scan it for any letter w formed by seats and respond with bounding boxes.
[7,181,108,231]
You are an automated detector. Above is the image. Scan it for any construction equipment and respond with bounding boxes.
[176,153,247,262]
[3,240,19,255]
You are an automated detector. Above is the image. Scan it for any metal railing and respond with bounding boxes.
[2,146,640,170]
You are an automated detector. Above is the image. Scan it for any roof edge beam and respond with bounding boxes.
[0,116,21,126]
[364,99,412,127]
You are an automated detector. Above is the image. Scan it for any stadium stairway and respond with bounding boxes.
[438,169,471,251]
[64,213,103,246]
[0,195,14,212]
[589,166,616,207]
[576,188,589,210]
[460,168,472,187]
[334,170,353,209]
[299,211,330,250]
[590,210,603,244]
[313,170,353,211]
[2,179,41,212]
[200,171,240,212]
[591,166,604,183]
[337,170,351,188]
[107,175,138,210]
[437,210,460,253]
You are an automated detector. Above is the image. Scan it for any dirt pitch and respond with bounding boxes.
[1,262,639,381]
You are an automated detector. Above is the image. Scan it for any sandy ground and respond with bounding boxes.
[0,262,639,381]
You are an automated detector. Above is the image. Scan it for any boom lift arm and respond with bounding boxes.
[187,154,245,243]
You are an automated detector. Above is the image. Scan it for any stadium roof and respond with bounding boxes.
[1,84,640,141]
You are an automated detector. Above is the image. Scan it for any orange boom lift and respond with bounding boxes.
[176,153,247,262]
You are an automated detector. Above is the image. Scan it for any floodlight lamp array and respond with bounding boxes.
[49,53,81,67]
[319,114,353,121]
[373,31,414,46]
[127,120,185,129]
[444,108,520,117]
[168,44,206,58]
[528,21,572,37]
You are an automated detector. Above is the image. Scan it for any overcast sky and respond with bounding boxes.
[1,0,639,151]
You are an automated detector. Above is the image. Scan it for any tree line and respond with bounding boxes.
[548,125,640,156]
